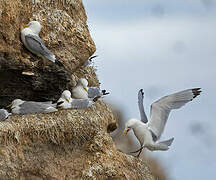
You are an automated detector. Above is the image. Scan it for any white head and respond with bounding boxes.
[11,99,24,108]
[24,21,42,34]
[78,78,88,91]
[61,90,72,103]
[123,118,140,136]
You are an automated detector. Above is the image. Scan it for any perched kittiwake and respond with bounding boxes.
[72,78,109,99]
[9,99,61,115]
[0,109,11,121]
[123,88,201,157]
[57,90,100,109]
[21,21,63,66]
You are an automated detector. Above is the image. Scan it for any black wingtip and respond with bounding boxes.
[192,88,202,99]
[139,89,144,96]
[89,55,98,61]
[55,59,64,66]
[102,90,110,96]
[57,101,64,106]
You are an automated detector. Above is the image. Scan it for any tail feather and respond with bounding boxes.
[159,137,174,146]
[147,137,174,151]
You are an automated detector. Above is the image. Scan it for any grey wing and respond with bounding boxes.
[0,109,9,121]
[147,88,201,139]
[19,102,57,114]
[38,101,58,108]
[138,89,148,123]
[88,87,101,98]
[25,34,54,57]
[70,99,93,109]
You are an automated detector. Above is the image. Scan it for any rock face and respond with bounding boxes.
[0,0,96,107]
[0,0,155,179]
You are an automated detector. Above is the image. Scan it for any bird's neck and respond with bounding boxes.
[130,119,144,129]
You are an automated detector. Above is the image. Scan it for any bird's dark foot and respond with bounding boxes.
[130,146,144,158]
[136,150,142,158]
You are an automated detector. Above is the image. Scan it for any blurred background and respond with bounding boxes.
[82,0,216,179]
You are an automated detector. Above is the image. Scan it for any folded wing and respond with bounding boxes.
[25,34,55,62]
[70,99,94,109]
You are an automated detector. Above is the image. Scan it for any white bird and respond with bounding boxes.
[72,78,89,99]
[9,99,60,115]
[21,21,63,66]
[72,78,109,99]
[57,90,100,109]
[123,88,201,157]
[0,109,11,121]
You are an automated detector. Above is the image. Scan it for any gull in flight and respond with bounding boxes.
[72,78,109,99]
[8,99,62,115]
[0,109,11,121]
[57,90,100,109]
[123,88,201,157]
[21,21,63,66]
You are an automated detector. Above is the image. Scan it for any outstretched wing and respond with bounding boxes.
[138,89,148,123]
[147,88,201,140]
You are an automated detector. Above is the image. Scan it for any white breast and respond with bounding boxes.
[72,86,88,99]
[133,124,153,146]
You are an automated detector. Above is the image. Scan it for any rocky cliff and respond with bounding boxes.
[0,0,155,179]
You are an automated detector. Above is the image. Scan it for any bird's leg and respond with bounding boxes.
[136,148,143,158]
[130,146,144,154]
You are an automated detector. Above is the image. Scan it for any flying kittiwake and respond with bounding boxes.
[123,88,201,157]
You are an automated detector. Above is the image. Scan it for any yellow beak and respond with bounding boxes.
[23,24,29,28]
[66,98,70,103]
[84,87,88,92]
[7,103,12,108]
[123,129,129,136]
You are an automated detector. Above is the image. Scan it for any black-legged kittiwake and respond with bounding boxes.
[57,90,100,109]
[9,99,61,115]
[72,78,109,99]
[0,109,11,121]
[123,88,201,157]
[21,21,63,66]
